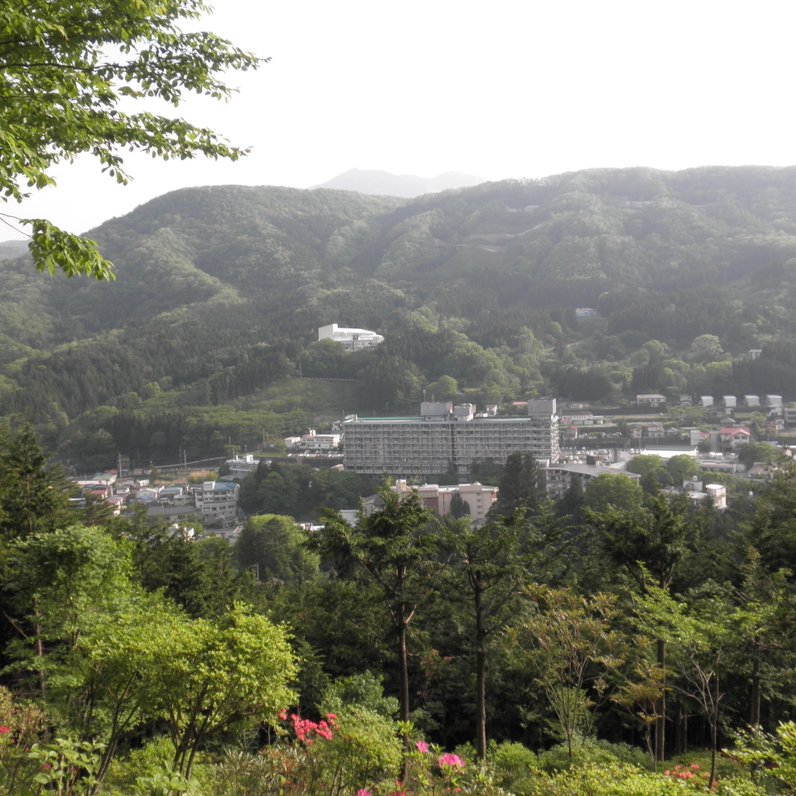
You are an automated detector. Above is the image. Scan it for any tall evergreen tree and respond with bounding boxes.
[314,489,441,723]
[495,452,546,518]
[0,427,71,540]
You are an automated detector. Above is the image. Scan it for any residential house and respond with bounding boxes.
[718,427,751,449]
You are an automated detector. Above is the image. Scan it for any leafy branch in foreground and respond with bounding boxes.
[0,0,266,278]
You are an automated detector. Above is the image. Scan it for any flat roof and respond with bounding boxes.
[547,464,640,478]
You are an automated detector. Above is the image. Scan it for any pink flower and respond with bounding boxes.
[415,740,429,754]
[278,709,288,721]
[357,790,373,796]
[0,726,10,735]
[438,753,465,768]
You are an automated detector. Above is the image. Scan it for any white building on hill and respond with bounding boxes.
[318,323,384,351]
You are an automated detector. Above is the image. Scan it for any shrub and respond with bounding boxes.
[489,741,539,795]
[537,737,652,773]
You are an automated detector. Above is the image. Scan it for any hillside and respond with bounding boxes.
[3,166,796,468]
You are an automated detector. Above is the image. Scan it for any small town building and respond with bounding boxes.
[636,394,666,407]
[192,480,239,527]
[718,427,751,448]
[783,405,796,428]
[226,453,260,479]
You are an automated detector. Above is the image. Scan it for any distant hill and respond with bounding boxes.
[314,168,485,197]
[0,240,28,260]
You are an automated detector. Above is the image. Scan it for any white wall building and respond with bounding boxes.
[226,453,260,479]
[318,323,384,351]
[302,429,342,451]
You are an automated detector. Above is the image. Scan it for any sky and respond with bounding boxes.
[6,0,796,239]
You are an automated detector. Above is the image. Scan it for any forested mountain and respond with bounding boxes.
[4,167,796,468]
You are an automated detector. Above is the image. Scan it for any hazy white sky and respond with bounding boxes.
[6,0,796,239]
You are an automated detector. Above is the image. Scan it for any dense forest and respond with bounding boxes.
[0,430,795,794]
[4,168,796,469]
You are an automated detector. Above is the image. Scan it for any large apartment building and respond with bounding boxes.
[343,399,559,477]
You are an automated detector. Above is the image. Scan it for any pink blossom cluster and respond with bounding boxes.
[277,710,337,745]
[663,762,710,784]
[437,752,465,769]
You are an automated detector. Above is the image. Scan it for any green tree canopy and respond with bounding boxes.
[235,514,319,587]
[582,473,645,515]
[666,454,699,485]
[0,0,262,278]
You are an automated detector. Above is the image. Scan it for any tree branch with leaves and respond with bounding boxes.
[0,0,264,279]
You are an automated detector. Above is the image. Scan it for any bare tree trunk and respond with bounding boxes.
[750,651,761,727]
[475,581,487,760]
[654,638,666,767]
[709,674,720,789]
[398,617,410,723]
[398,614,411,783]
[33,600,46,703]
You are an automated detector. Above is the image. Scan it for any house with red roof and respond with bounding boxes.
[718,427,751,449]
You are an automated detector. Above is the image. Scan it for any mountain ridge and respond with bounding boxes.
[313,168,486,197]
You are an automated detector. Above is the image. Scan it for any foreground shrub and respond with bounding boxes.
[537,737,653,773]
[489,741,539,795]
[526,762,699,795]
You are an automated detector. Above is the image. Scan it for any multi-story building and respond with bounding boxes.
[343,399,559,478]
[192,480,239,527]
